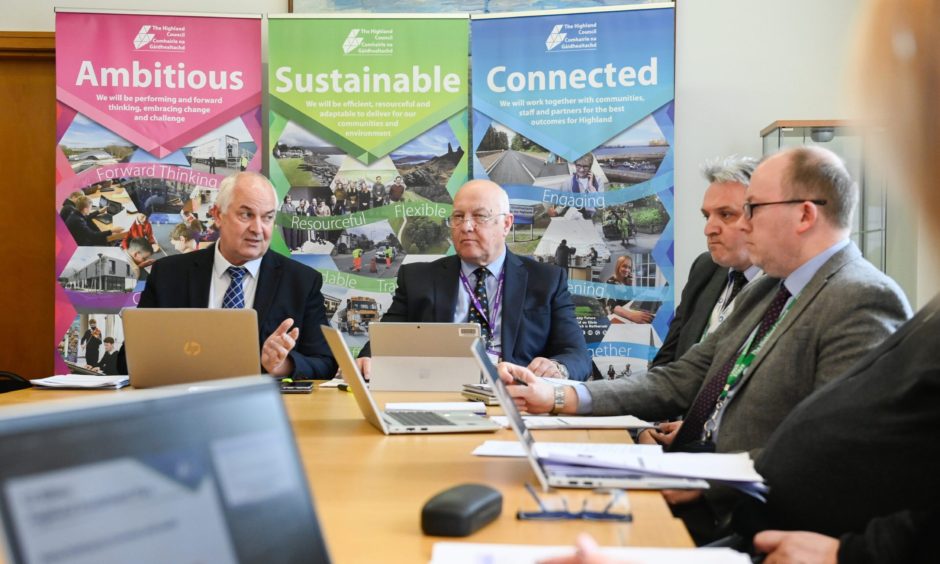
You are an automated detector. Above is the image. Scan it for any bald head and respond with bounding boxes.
[779,146,857,229]
[450,180,513,266]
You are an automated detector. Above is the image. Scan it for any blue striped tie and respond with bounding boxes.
[222,266,248,309]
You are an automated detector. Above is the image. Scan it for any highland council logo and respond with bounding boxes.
[133,26,156,49]
[343,29,364,54]
[545,25,566,51]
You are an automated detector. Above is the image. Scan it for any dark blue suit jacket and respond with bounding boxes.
[361,250,591,380]
[650,252,727,368]
[134,245,337,379]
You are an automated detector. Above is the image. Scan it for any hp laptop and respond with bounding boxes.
[470,339,708,491]
[122,308,261,388]
[322,326,500,435]
[367,322,483,392]
[0,376,330,564]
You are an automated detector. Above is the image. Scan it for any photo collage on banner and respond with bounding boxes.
[54,11,262,374]
[268,15,469,356]
[471,5,676,379]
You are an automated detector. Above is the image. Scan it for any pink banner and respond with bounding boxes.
[54,11,261,374]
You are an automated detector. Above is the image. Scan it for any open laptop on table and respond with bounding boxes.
[470,338,709,491]
[122,308,261,388]
[322,326,500,435]
[367,322,482,392]
[0,376,330,564]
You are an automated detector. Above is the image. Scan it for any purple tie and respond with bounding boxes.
[670,284,792,451]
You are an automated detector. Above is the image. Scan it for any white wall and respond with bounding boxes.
[10,0,934,306]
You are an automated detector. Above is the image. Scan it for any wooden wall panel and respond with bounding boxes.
[0,32,55,377]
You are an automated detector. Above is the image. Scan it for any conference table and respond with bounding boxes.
[0,384,693,562]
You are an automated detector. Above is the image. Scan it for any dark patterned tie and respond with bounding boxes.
[467,267,492,343]
[222,266,248,309]
[726,270,749,305]
[670,284,792,451]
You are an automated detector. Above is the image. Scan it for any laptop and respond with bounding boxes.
[368,322,483,392]
[122,308,261,388]
[0,376,331,564]
[322,326,500,435]
[470,339,709,491]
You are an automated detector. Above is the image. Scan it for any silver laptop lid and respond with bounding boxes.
[470,338,552,491]
[320,325,390,434]
[369,323,480,356]
[0,376,330,564]
[369,323,482,392]
[122,308,261,388]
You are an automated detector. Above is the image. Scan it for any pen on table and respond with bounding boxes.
[338,383,352,392]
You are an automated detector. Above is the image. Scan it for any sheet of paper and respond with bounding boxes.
[431,542,751,564]
[541,450,764,484]
[31,375,129,389]
[317,378,343,388]
[385,402,486,414]
[491,415,653,429]
[472,440,661,458]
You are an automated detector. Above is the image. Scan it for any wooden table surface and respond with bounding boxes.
[0,385,693,562]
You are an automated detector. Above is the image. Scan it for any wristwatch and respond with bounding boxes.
[550,385,566,415]
[551,360,570,379]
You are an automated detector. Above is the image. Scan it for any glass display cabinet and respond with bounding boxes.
[760,120,886,272]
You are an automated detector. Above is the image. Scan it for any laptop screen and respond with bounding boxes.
[0,377,330,564]
[470,339,552,490]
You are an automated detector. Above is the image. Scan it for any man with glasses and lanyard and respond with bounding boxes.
[498,146,911,544]
[357,179,591,381]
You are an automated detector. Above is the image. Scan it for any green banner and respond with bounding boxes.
[266,16,468,349]
[269,16,469,163]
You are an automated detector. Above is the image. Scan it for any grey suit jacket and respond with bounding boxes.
[585,243,911,457]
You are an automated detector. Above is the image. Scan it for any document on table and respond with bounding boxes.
[431,542,751,564]
[473,440,661,458]
[317,378,344,388]
[31,375,129,389]
[385,402,487,415]
[540,449,767,499]
[491,414,653,430]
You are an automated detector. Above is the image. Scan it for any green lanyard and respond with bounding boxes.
[716,295,797,401]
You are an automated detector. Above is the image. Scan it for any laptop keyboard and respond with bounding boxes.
[388,411,456,427]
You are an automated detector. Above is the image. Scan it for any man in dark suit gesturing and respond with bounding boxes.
[357,179,591,381]
[134,172,337,379]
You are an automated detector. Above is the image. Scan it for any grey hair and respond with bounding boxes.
[701,155,758,186]
[215,172,278,213]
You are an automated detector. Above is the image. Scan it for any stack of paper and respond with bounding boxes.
[431,542,751,564]
[31,375,129,390]
[540,449,767,499]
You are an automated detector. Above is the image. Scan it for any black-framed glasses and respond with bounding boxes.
[516,483,632,522]
[445,213,507,228]
[743,199,827,219]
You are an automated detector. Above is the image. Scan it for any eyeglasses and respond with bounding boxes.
[516,483,632,522]
[743,199,827,219]
[445,213,506,228]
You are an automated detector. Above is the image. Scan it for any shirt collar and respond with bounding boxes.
[460,247,507,279]
[213,242,263,280]
[742,264,762,282]
[783,239,849,296]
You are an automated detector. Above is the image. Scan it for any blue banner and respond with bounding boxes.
[471,6,676,378]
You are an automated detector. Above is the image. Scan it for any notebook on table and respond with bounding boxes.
[322,326,500,435]
[470,338,709,491]
[367,322,483,392]
[0,376,331,564]
[122,308,261,388]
